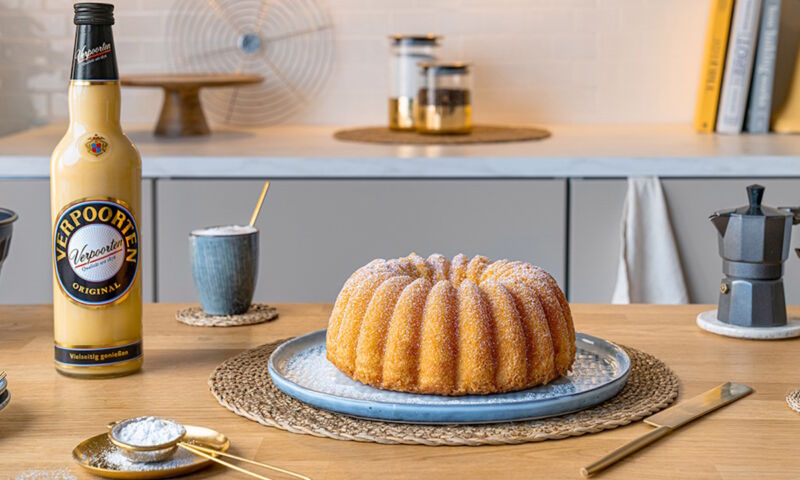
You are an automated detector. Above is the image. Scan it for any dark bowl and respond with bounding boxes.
[0,208,18,277]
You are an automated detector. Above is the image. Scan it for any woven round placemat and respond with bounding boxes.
[209,339,679,445]
[334,125,550,145]
[176,304,278,327]
[787,389,800,413]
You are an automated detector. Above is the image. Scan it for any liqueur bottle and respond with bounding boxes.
[50,3,142,377]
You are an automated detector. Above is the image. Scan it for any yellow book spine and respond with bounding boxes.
[772,47,800,133]
[694,0,735,133]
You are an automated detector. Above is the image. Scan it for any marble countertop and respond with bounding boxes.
[1,123,799,178]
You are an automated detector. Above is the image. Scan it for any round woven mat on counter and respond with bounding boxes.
[786,389,800,413]
[176,304,278,327]
[333,125,550,145]
[209,339,679,446]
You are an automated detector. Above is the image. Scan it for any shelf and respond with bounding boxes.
[1,123,799,179]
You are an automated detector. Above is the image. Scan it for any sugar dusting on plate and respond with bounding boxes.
[281,343,620,405]
[92,447,197,472]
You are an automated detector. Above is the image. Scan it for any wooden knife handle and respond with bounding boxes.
[581,426,672,477]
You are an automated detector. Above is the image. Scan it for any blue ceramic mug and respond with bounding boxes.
[190,225,258,316]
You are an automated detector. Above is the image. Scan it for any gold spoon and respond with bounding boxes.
[179,442,310,480]
[249,180,270,227]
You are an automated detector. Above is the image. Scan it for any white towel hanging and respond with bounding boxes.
[611,177,689,304]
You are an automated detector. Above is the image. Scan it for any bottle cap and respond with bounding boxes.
[74,3,115,26]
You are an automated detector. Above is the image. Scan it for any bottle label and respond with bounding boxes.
[55,341,142,367]
[53,198,138,307]
[70,24,118,81]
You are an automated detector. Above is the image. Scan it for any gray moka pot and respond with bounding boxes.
[710,185,800,327]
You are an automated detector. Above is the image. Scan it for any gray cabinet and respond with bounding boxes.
[0,180,50,304]
[663,179,800,305]
[5,176,797,306]
[0,180,155,303]
[156,180,567,303]
[569,179,627,303]
[570,178,800,305]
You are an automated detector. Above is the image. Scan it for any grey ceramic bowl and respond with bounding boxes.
[0,208,18,279]
[190,226,259,316]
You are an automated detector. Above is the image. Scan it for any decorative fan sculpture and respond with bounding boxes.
[167,0,335,126]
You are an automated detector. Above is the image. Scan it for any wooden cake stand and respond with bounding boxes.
[121,73,263,137]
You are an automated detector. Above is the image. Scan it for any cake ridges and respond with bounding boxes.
[326,253,575,396]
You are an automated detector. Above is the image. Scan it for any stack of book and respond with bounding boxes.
[694,0,793,134]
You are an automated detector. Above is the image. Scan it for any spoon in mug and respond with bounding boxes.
[249,180,270,227]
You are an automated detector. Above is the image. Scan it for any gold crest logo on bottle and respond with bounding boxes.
[53,198,138,307]
[85,134,108,156]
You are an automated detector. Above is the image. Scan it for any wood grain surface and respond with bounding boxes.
[0,304,798,479]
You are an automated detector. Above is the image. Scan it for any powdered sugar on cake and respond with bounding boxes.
[325,253,577,396]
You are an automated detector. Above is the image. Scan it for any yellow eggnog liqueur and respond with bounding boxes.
[50,3,142,377]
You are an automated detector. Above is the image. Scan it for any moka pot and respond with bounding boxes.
[710,185,800,327]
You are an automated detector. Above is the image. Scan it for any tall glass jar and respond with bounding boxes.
[416,62,472,134]
[388,35,440,130]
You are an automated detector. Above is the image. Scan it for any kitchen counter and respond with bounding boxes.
[2,123,800,178]
[0,303,798,479]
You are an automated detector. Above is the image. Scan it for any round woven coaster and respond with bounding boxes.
[787,389,800,413]
[209,339,679,445]
[333,125,550,145]
[176,304,278,327]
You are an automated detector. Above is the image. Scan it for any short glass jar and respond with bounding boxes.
[388,35,440,131]
[416,62,472,135]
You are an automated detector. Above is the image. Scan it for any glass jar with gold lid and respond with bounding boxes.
[416,62,472,134]
[388,34,440,130]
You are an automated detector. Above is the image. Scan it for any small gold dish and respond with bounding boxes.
[72,424,230,479]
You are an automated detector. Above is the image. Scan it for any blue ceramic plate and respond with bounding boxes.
[268,330,630,424]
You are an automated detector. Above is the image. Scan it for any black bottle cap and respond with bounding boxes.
[74,3,115,25]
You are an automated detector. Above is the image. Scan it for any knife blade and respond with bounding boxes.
[645,381,752,429]
[581,382,753,477]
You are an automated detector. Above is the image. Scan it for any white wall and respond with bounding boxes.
[0,0,707,135]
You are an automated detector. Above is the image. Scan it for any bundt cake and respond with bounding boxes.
[326,253,576,396]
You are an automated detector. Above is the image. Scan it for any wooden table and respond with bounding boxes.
[1,304,798,479]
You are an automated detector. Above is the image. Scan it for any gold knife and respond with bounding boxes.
[581,382,753,478]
